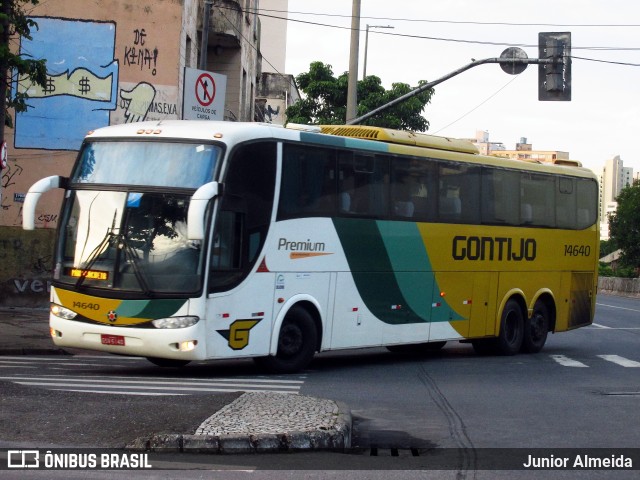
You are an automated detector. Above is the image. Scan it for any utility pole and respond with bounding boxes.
[346,0,360,123]
[199,0,213,70]
[363,24,393,79]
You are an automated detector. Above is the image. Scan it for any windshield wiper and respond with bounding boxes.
[75,230,153,297]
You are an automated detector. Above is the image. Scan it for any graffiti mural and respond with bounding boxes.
[14,17,119,150]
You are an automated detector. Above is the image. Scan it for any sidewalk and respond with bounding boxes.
[0,307,352,453]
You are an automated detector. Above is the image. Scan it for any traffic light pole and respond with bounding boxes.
[347,56,558,126]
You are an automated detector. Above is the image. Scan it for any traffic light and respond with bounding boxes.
[538,32,571,101]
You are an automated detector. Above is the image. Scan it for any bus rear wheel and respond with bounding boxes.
[522,301,549,353]
[146,357,191,368]
[496,299,524,355]
[254,306,317,374]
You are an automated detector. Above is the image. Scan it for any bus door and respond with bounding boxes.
[205,141,277,359]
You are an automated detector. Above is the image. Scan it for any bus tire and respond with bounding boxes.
[146,357,191,368]
[255,306,317,373]
[496,299,524,355]
[522,301,549,353]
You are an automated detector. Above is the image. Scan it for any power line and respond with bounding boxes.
[256,7,640,28]
[432,75,522,134]
[246,9,640,53]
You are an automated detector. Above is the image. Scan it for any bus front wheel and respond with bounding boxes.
[522,301,549,353]
[496,299,524,355]
[255,306,317,373]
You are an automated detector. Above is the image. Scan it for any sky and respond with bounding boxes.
[277,0,640,174]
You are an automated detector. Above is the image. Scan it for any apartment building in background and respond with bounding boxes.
[599,155,633,240]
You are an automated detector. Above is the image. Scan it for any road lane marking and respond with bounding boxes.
[549,355,588,367]
[10,381,300,395]
[596,302,640,313]
[597,355,640,367]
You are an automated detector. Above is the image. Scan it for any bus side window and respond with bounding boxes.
[338,152,389,217]
[556,177,577,229]
[391,157,435,220]
[278,145,336,219]
[482,168,520,225]
[576,178,598,229]
[437,163,480,224]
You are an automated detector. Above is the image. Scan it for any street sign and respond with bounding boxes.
[500,47,528,75]
[182,67,227,120]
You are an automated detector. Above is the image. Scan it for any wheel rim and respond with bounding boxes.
[504,310,519,345]
[278,323,303,357]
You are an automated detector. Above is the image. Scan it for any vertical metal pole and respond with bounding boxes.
[363,25,370,79]
[346,0,361,122]
[199,0,212,70]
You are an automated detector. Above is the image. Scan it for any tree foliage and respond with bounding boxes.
[0,0,47,133]
[608,180,640,271]
[286,62,433,132]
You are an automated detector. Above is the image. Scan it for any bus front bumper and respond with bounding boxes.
[49,315,207,361]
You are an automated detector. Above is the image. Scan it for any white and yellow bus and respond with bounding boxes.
[23,121,599,372]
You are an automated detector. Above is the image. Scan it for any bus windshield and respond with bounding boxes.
[73,141,219,188]
[57,190,204,294]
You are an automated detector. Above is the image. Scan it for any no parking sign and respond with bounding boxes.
[182,67,227,121]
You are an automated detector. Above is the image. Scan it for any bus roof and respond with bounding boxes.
[83,120,596,180]
[318,125,479,155]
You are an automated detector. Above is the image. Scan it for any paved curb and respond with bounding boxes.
[126,393,352,454]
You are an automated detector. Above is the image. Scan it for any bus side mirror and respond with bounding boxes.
[187,181,220,240]
[23,175,66,230]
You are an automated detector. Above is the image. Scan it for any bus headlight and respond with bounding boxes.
[51,303,77,320]
[151,316,199,329]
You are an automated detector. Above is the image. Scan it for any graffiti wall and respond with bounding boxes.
[0,0,198,306]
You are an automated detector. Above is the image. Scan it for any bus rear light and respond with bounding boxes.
[151,316,199,329]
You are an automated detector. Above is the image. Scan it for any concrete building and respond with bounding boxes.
[202,0,262,121]
[259,0,288,73]
[467,130,505,156]
[599,155,633,240]
[468,132,575,165]
[493,137,572,164]
[0,0,288,306]
[254,0,300,125]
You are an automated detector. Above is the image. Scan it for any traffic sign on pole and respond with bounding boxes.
[183,67,227,120]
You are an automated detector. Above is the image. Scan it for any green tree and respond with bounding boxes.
[0,0,47,144]
[608,180,640,273]
[598,238,618,258]
[286,62,433,131]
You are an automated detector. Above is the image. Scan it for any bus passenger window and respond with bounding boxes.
[391,157,435,220]
[278,145,336,219]
[556,177,577,229]
[338,152,389,217]
[438,163,480,223]
[576,178,598,229]
[481,168,520,225]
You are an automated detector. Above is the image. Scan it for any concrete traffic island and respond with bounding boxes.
[127,392,352,454]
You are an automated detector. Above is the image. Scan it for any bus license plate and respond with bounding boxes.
[101,334,125,346]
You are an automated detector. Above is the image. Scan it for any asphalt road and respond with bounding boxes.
[0,293,638,479]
